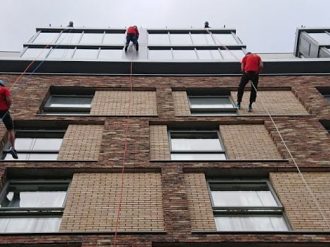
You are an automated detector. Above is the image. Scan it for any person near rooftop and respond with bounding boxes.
[0,80,18,159]
[237,52,263,112]
[125,25,139,52]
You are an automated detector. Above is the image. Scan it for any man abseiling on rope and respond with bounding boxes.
[125,25,139,52]
[237,52,263,112]
[0,80,18,159]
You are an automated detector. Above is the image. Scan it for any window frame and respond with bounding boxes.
[0,179,70,233]
[44,94,93,114]
[169,130,227,161]
[42,87,95,115]
[1,129,65,161]
[187,89,237,115]
[207,179,290,231]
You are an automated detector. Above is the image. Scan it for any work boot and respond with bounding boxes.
[135,43,139,51]
[9,147,18,159]
[124,45,128,52]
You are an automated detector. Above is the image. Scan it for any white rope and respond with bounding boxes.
[250,82,330,229]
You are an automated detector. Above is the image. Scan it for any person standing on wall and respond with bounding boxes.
[0,80,18,159]
[125,25,139,52]
[237,52,263,112]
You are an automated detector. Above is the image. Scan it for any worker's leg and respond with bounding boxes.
[131,36,139,51]
[237,73,249,104]
[249,73,259,104]
[2,111,17,159]
[125,35,132,52]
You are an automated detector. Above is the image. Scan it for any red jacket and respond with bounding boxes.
[127,26,139,36]
[0,87,10,111]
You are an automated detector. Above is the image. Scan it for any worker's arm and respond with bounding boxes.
[5,95,12,108]
[241,56,246,72]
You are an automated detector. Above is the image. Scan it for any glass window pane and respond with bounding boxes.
[21,48,50,59]
[73,49,98,60]
[221,50,245,60]
[148,34,170,45]
[171,137,222,151]
[99,49,123,60]
[4,153,59,161]
[33,32,59,44]
[148,49,172,60]
[2,191,66,208]
[197,50,213,59]
[191,34,214,45]
[213,34,239,45]
[0,217,61,233]
[47,49,75,59]
[190,97,234,109]
[171,153,226,160]
[56,33,82,45]
[212,191,278,207]
[308,33,330,44]
[173,50,197,60]
[215,216,288,231]
[48,96,92,108]
[14,138,62,151]
[80,33,103,44]
[170,34,192,45]
[103,33,125,45]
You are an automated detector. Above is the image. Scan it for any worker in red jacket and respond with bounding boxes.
[125,25,139,52]
[237,52,263,112]
[0,80,18,159]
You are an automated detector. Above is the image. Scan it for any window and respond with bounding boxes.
[172,49,197,60]
[191,34,214,45]
[212,34,239,45]
[33,32,60,44]
[21,48,50,59]
[98,49,123,60]
[79,33,103,44]
[209,180,289,232]
[148,49,173,60]
[148,34,170,45]
[0,180,69,233]
[103,33,125,45]
[308,32,330,44]
[187,90,236,115]
[56,33,82,45]
[47,48,75,59]
[73,49,99,60]
[2,129,65,161]
[43,87,94,114]
[170,131,226,160]
[220,49,245,61]
[170,34,192,45]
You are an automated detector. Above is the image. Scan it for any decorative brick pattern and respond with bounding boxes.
[58,125,103,161]
[184,173,216,231]
[270,172,330,231]
[232,90,309,115]
[90,91,157,116]
[60,173,164,232]
[150,125,171,160]
[220,124,282,160]
[172,91,191,116]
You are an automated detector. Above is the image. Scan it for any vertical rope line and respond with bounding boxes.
[112,61,134,246]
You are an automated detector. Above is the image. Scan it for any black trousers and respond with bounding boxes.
[237,71,259,104]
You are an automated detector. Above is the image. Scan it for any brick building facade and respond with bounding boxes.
[0,27,330,246]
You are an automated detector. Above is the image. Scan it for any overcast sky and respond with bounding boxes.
[0,0,329,53]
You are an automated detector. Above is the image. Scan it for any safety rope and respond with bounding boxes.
[250,82,330,229]
[112,61,134,247]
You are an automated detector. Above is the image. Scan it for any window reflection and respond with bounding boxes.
[73,49,99,59]
[148,34,170,45]
[22,48,50,59]
[80,33,103,44]
[47,49,75,59]
[170,34,192,45]
[56,33,82,45]
[103,33,125,45]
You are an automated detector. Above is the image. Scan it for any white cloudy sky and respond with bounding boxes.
[0,0,329,53]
